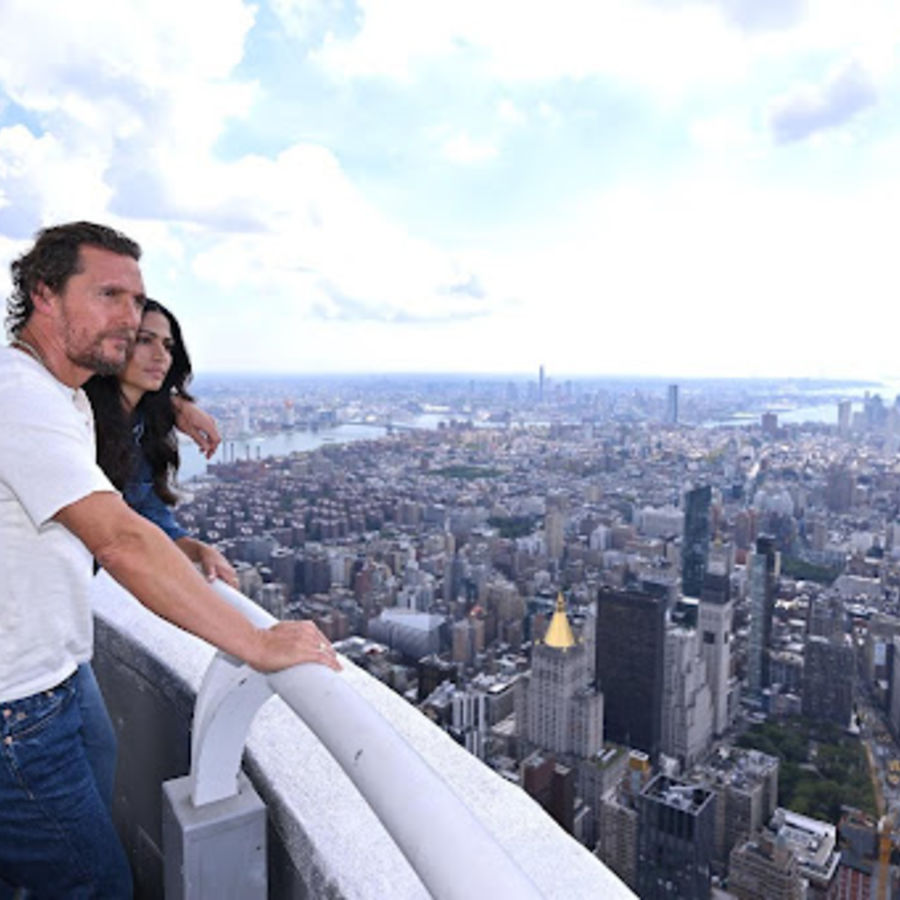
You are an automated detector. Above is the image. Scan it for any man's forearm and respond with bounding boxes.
[98,517,263,664]
[56,491,340,674]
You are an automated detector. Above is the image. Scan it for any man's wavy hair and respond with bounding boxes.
[6,221,141,335]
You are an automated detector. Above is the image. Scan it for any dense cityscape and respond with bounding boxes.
[171,371,900,899]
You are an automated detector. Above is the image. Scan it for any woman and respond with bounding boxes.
[86,300,236,585]
[81,300,237,810]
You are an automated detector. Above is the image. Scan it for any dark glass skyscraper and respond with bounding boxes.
[682,485,711,598]
[748,535,779,697]
[596,587,666,760]
[637,774,715,899]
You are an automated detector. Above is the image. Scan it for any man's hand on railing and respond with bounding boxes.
[251,620,342,673]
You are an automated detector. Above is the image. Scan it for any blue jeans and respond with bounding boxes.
[0,670,132,898]
[75,663,117,812]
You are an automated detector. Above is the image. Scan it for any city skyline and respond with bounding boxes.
[2,1,899,378]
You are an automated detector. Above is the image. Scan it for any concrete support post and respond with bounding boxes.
[162,772,266,900]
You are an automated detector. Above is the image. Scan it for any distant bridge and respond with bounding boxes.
[341,419,423,432]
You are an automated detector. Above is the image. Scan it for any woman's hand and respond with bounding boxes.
[172,397,221,458]
[176,537,239,588]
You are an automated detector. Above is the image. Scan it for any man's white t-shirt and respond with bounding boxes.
[0,345,115,702]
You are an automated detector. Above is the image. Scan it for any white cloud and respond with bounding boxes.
[496,98,526,126]
[440,132,499,165]
[473,168,900,378]
[311,0,751,96]
[0,0,498,335]
[769,59,878,143]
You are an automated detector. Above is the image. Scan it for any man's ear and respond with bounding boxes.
[31,281,55,314]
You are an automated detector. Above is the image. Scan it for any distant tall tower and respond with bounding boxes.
[544,509,565,562]
[516,594,603,758]
[539,364,545,404]
[682,485,711,599]
[666,384,679,424]
[596,587,666,759]
[747,536,779,698]
[837,399,852,437]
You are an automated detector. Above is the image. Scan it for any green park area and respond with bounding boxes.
[736,717,876,823]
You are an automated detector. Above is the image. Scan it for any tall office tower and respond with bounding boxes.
[666,384,679,424]
[802,635,854,726]
[661,623,714,770]
[451,616,476,665]
[700,564,735,736]
[682,485,712,599]
[596,587,666,759]
[837,399,852,437]
[636,775,716,900]
[826,464,855,513]
[516,594,603,758]
[761,411,778,436]
[544,509,565,561]
[887,405,900,455]
[539,364,545,403]
[747,536,779,699]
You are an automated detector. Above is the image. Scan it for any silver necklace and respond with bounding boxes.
[11,335,78,399]
[11,335,48,370]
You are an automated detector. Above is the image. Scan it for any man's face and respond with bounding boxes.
[51,245,146,377]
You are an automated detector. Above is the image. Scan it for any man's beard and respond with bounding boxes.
[71,346,127,377]
[63,325,134,376]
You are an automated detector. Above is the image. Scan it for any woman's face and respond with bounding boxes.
[119,309,174,407]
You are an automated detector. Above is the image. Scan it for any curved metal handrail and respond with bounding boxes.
[191,581,543,900]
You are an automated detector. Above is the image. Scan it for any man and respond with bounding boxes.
[0,222,340,897]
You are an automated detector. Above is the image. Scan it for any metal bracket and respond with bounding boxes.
[189,651,274,806]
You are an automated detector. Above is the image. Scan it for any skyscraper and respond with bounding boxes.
[637,775,716,899]
[596,587,666,759]
[837,399,852,437]
[516,594,603,758]
[699,563,734,736]
[661,621,714,769]
[682,485,712,599]
[666,384,679,424]
[747,536,779,699]
[802,635,854,726]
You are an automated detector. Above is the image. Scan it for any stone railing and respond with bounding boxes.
[91,571,634,898]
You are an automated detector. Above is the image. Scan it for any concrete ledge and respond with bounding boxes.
[91,572,633,898]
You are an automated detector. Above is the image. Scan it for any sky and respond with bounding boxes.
[1,0,899,380]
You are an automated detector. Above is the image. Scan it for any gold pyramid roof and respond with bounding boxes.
[543,592,576,650]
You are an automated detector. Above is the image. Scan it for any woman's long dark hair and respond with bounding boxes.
[85,299,194,506]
